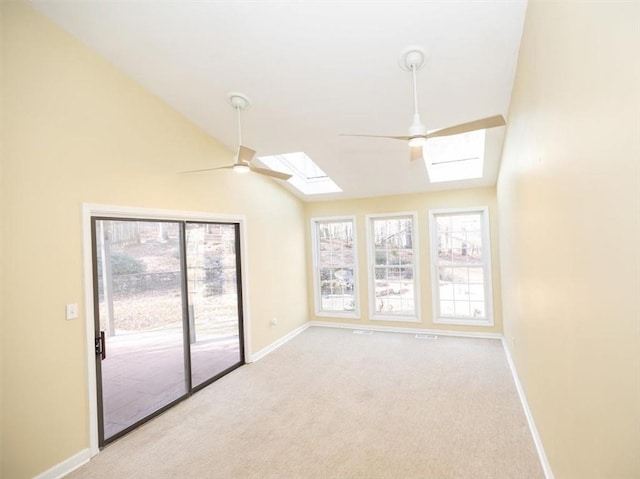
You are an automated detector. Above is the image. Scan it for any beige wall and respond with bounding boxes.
[304,187,503,334]
[497,2,640,478]
[0,3,307,478]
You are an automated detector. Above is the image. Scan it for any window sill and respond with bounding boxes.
[315,311,360,320]
[370,315,421,323]
[434,317,493,327]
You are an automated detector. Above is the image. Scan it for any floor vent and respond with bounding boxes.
[353,330,374,335]
[415,334,438,340]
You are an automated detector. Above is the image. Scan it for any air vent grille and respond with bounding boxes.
[415,334,438,340]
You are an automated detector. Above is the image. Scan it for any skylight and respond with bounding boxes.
[424,129,485,183]
[257,152,342,195]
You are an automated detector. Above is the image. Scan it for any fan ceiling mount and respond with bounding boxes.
[399,46,426,72]
[228,92,251,111]
[179,92,291,180]
[341,45,506,167]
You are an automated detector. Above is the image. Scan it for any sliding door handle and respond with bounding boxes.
[95,331,106,360]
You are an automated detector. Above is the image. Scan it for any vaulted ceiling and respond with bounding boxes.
[31,1,528,201]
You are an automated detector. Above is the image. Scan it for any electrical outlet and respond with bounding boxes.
[270,318,278,327]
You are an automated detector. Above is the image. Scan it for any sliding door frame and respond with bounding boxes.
[82,203,252,457]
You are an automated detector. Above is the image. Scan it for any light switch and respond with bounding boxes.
[66,303,79,320]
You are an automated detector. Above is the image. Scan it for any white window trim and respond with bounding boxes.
[311,216,360,319]
[428,206,494,327]
[366,212,421,323]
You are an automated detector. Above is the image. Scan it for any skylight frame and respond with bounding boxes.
[424,129,486,183]
[257,152,342,196]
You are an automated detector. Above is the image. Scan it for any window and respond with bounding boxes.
[429,207,493,326]
[367,213,419,322]
[258,152,342,195]
[311,217,358,317]
[423,129,485,183]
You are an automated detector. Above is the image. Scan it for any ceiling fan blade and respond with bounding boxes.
[410,145,423,162]
[249,165,292,180]
[179,165,234,174]
[237,145,257,164]
[426,115,506,139]
[340,133,410,141]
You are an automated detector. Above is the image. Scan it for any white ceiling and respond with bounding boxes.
[31,1,527,201]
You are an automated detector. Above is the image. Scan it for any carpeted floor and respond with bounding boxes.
[67,326,544,478]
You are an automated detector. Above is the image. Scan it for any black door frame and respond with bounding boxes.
[90,217,245,447]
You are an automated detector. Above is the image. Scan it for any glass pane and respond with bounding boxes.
[375,267,386,280]
[440,300,455,316]
[439,281,454,300]
[470,301,486,318]
[375,249,387,265]
[322,295,344,311]
[453,282,470,301]
[439,267,453,282]
[391,282,403,295]
[334,268,353,289]
[468,267,484,284]
[451,214,480,232]
[400,298,414,312]
[375,294,386,312]
[468,284,485,301]
[400,267,414,280]
[96,220,187,441]
[344,247,355,265]
[387,298,401,312]
[388,266,401,279]
[319,268,332,290]
[319,221,354,268]
[399,280,414,299]
[451,235,464,251]
[399,248,413,264]
[466,232,483,263]
[436,215,451,232]
[452,267,469,284]
[186,223,242,389]
[454,301,471,317]
[320,264,356,313]
[451,249,467,265]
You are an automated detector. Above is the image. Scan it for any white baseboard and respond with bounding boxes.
[501,338,554,479]
[309,320,503,339]
[33,448,90,479]
[248,322,311,362]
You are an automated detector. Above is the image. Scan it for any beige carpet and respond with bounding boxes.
[67,327,544,478]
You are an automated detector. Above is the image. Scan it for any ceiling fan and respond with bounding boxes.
[341,47,506,163]
[180,93,291,180]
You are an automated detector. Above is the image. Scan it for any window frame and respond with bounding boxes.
[366,212,421,323]
[311,216,360,319]
[428,206,494,326]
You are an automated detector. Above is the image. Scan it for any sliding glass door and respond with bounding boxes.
[186,223,243,388]
[91,218,244,446]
